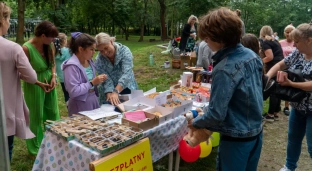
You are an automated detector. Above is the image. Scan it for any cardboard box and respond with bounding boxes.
[161,96,193,118]
[145,106,174,124]
[181,72,193,87]
[122,112,159,131]
[190,51,197,67]
[117,96,156,112]
[180,55,190,69]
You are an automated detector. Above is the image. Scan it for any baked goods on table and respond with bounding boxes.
[46,115,144,156]
[161,99,182,107]
[146,92,160,99]
[153,112,162,117]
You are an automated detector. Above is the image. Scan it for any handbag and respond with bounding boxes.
[263,67,306,102]
[273,68,306,102]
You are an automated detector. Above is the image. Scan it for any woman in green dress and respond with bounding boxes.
[22,21,60,156]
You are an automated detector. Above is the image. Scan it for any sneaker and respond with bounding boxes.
[279,165,295,171]
[264,114,274,122]
[283,107,290,116]
[274,114,279,121]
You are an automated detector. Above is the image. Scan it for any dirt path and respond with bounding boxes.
[258,112,312,171]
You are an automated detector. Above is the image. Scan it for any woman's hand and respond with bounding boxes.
[36,81,51,93]
[91,74,107,86]
[277,71,292,86]
[278,77,292,87]
[106,92,121,106]
[49,77,57,91]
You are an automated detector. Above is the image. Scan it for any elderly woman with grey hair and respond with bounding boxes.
[95,32,138,106]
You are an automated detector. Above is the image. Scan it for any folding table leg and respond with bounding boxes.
[168,152,173,171]
[174,151,180,171]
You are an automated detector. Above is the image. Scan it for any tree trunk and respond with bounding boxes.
[112,21,115,35]
[138,22,145,42]
[170,5,175,39]
[158,0,167,40]
[16,0,25,44]
[147,25,150,36]
[138,0,148,42]
[125,27,129,40]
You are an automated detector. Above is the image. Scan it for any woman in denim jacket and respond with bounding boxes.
[191,7,263,171]
[266,23,312,171]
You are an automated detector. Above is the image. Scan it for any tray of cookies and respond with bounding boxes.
[75,122,144,156]
[46,115,105,141]
[169,89,195,101]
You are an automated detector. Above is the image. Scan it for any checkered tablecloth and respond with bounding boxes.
[32,116,188,171]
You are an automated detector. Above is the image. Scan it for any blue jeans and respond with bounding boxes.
[8,135,14,162]
[285,108,312,170]
[216,132,263,171]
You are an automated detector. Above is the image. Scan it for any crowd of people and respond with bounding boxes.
[181,7,311,171]
[0,2,138,162]
[1,2,311,171]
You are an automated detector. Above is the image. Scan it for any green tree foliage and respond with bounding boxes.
[7,0,312,41]
[229,0,312,37]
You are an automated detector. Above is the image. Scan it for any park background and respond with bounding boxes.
[3,0,312,170]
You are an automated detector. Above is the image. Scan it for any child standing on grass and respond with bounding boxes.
[54,33,71,103]
[62,32,107,116]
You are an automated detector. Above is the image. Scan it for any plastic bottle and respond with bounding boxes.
[149,53,154,66]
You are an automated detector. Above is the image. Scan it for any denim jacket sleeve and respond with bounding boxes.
[117,47,135,89]
[192,69,236,129]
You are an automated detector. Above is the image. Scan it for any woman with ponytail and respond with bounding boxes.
[260,25,284,122]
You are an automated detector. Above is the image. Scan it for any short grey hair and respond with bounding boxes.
[95,32,116,45]
[284,25,295,32]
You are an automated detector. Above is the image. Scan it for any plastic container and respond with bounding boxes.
[149,53,154,66]
[164,60,170,68]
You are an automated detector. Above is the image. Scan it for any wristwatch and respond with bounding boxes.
[113,89,120,94]
[52,73,57,77]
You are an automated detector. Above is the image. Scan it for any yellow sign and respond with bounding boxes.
[90,138,153,171]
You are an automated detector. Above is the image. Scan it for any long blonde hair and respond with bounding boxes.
[260,25,274,41]
[187,15,198,24]
[58,33,67,47]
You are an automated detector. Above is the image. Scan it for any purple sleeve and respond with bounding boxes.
[63,65,92,98]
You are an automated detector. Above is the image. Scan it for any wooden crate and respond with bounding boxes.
[180,55,190,69]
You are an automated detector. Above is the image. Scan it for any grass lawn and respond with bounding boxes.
[9,35,268,171]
